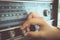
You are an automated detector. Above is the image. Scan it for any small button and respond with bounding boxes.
[19,14,21,15]
[21,14,23,15]
[1,14,4,17]
[6,14,9,16]
[17,13,20,16]
[9,7,11,9]
[16,7,18,8]
[10,14,13,16]
[15,14,17,16]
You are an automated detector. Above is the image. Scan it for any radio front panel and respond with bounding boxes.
[0,1,53,40]
[0,1,28,28]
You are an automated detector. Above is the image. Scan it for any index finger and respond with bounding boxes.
[28,12,40,19]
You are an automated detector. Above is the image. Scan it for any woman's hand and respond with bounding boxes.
[20,12,60,40]
[21,12,48,29]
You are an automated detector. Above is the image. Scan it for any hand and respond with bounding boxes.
[20,12,59,39]
[21,12,48,30]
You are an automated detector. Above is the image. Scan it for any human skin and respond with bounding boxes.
[20,12,60,40]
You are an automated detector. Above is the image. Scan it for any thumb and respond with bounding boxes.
[24,31,44,38]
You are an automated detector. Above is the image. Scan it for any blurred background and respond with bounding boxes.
[58,0,60,27]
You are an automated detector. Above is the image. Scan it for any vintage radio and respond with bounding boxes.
[0,1,53,40]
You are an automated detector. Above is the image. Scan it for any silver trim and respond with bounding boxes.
[0,1,53,3]
[0,26,20,32]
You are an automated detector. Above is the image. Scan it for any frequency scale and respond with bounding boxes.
[0,1,37,40]
[0,1,28,28]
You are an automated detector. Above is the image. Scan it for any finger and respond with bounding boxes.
[25,31,44,38]
[21,21,30,30]
[28,12,40,19]
[26,27,30,32]
[27,12,33,19]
